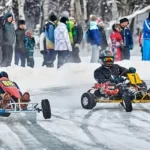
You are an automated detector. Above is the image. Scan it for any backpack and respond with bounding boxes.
[85,28,92,43]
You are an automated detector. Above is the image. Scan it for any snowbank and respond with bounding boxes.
[1,56,150,91]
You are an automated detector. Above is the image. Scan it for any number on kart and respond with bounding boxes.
[2,80,15,87]
[127,73,142,84]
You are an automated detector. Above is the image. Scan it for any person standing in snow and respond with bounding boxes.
[97,18,108,51]
[24,30,35,68]
[54,17,72,68]
[14,20,26,67]
[89,15,101,63]
[110,24,123,61]
[120,18,133,60]
[45,14,58,67]
[138,30,143,60]
[0,16,5,65]
[142,12,150,61]
[2,12,15,67]
[72,19,83,63]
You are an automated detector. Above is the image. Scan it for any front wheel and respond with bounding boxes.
[122,93,133,112]
[41,99,51,119]
[81,92,96,109]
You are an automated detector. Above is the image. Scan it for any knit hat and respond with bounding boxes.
[61,11,69,19]
[18,19,25,25]
[49,14,57,22]
[60,17,69,24]
[25,30,32,37]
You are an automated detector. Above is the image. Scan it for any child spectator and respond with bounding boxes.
[24,30,35,68]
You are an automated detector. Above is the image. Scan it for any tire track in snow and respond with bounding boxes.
[80,108,113,150]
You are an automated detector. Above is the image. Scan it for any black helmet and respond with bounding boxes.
[0,71,9,78]
[99,50,114,67]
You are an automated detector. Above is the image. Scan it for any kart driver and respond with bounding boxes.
[94,50,136,84]
[0,71,30,109]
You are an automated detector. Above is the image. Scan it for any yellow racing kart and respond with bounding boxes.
[81,72,150,112]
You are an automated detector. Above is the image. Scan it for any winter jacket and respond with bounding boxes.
[66,20,76,44]
[40,31,46,51]
[0,28,3,47]
[24,36,35,58]
[98,26,108,50]
[15,28,25,53]
[45,21,56,50]
[3,12,15,46]
[74,24,83,44]
[54,22,72,52]
[89,21,101,46]
[94,64,128,83]
[120,27,133,49]
[143,19,150,39]
[138,31,143,46]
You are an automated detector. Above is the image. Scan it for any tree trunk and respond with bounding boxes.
[43,0,49,22]
[70,0,75,17]
[112,0,119,20]
[83,0,87,21]
[75,0,82,23]
[18,0,25,19]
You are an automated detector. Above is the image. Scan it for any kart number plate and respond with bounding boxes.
[127,73,142,84]
[108,86,115,89]
[2,80,15,87]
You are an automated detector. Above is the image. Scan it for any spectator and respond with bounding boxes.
[14,20,26,67]
[138,30,143,60]
[0,16,5,65]
[142,12,150,61]
[40,27,47,66]
[54,17,72,68]
[89,15,101,63]
[45,14,58,67]
[73,19,83,63]
[24,30,35,68]
[97,18,108,50]
[110,24,123,61]
[2,12,15,67]
[120,18,133,60]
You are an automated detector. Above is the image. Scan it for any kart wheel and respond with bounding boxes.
[41,99,51,119]
[122,93,132,112]
[81,92,96,109]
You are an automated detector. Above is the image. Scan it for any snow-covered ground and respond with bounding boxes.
[0,55,150,150]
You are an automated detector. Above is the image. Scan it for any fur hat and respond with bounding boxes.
[18,19,25,25]
[49,14,57,22]
[60,17,69,24]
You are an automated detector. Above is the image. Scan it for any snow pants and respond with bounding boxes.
[57,50,69,68]
[14,51,26,67]
[1,45,13,67]
[46,49,57,67]
[91,45,99,63]
[120,46,130,60]
[142,39,150,61]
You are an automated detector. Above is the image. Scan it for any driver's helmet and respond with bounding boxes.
[99,50,114,67]
[0,71,9,78]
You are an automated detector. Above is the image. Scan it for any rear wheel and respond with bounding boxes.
[41,99,51,119]
[122,93,133,112]
[81,92,96,109]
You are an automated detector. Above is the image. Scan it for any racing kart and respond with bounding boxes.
[0,77,51,119]
[81,72,150,112]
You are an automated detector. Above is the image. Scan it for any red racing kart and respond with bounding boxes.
[0,77,51,119]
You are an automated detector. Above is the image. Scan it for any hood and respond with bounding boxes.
[4,12,13,22]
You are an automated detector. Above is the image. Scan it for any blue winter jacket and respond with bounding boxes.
[89,21,101,46]
[143,19,150,39]
[120,27,133,49]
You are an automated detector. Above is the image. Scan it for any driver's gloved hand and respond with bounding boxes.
[110,77,124,83]
[129,67,136,73]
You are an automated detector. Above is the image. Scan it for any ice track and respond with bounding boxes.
[0,82,150,150]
